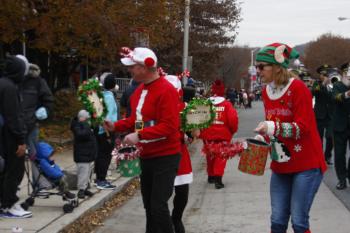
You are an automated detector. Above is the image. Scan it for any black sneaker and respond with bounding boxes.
[64,191,76,200]
[77,190,85,199]
[84,189,94,197]
[215,176,225,189]
[336,181,347,190]
[207,176,215,184]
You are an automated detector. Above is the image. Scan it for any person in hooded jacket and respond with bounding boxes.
[0,56,30,218]
[70,109,97,198]
[19,63,54,160]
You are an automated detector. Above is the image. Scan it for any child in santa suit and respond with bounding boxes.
[165,75,194,233]
[197,80,238,189]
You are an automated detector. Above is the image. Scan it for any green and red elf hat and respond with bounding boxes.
[256,43,299,68]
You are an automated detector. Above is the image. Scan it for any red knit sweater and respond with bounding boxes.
[200,97,238,142]
[262,78,327,174]
[114,77,181,159]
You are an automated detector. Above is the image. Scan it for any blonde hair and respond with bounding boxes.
[271,64,293,86]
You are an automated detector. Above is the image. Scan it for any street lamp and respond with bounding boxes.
[182,0,190,86]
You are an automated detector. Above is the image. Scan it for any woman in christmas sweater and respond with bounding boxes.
[254,43,327,233]
[165,75,194,233]
[197,80,238,189]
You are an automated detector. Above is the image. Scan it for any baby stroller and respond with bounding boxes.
[22,142,78,213]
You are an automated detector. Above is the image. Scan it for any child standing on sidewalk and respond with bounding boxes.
[70,109,97,199]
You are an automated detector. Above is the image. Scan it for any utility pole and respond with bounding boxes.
[182,0,190,86]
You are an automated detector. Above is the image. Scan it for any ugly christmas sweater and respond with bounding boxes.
[262,78,327,174]
[200,97,238,142]
[114,76,181,159]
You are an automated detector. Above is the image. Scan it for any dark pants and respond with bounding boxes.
[0,131,25,208]
[95,133,113,181]
[316,119,333,161]
[141,154,180,233]
[172,184,189,221]
[333,131,350,182]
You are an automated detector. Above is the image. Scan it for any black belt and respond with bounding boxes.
[135,120,156,131]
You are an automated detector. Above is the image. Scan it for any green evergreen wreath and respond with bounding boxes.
[181,98,216,131]
[77,79,107,126]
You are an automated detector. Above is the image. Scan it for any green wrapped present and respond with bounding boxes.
[119,158,141,177]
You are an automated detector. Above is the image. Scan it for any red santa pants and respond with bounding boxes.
[206,155,227,177]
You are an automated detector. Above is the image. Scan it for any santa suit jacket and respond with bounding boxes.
[114,77,181,159]
[200,96,238,142]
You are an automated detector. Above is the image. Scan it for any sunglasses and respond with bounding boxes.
[255,64,271,70]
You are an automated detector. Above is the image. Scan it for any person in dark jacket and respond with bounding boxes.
[312,64,334,165]
[120,79,140,118]
[0,114,4,173]
[331,62,350,190]
[71,109,97,199]
[0,56,31,218]
[19,63,54,159]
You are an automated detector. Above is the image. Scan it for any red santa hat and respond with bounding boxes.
[211,79,225,96]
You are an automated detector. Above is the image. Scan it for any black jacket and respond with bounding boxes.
[312,81,333,121]
[19,71,54,131]
[70,117,97,163]
[332,81,350,132]
[120,80,140,117]
[0,56,27,146]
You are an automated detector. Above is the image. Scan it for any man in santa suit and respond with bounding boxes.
[195,80,239,189]
[104,48,181,233]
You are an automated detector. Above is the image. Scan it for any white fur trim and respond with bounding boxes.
[174,173,193,186]
[209,96,225,105]
[265,121,275,136]
[266,78,295,100]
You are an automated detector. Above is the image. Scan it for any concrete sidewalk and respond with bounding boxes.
[95,102,350,233]
[0,149,134,233]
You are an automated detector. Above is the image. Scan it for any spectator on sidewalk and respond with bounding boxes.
[120,79,140,118]
[95,74,119,190]
[0,55,30,218]
[19,63,54,188]
[71,109,97,198]
[104,47,181,233]
[331,62,350,190]
[254,43,327,233]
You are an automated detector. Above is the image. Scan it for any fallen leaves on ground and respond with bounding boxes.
[60,178,140,233]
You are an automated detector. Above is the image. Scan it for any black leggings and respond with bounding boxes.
[172,184,189,221]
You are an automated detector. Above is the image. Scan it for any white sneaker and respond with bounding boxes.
[2,203,32,218]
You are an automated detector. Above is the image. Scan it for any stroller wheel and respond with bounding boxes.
[63,203,74,213]
[26,197,35,206]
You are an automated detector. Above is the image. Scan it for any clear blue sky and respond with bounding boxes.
[234,0,350,47]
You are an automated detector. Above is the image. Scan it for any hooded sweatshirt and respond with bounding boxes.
[0,56,27,145]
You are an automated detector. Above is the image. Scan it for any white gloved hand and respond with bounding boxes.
[254,134,265,142]
[123,132,140,145]
[35,107,48,120]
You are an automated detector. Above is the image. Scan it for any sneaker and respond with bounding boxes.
[63,191,76,200]
[84,189,94,197]
[96,181,116,190]
[77,189,85,199]
[2,203,32,218]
